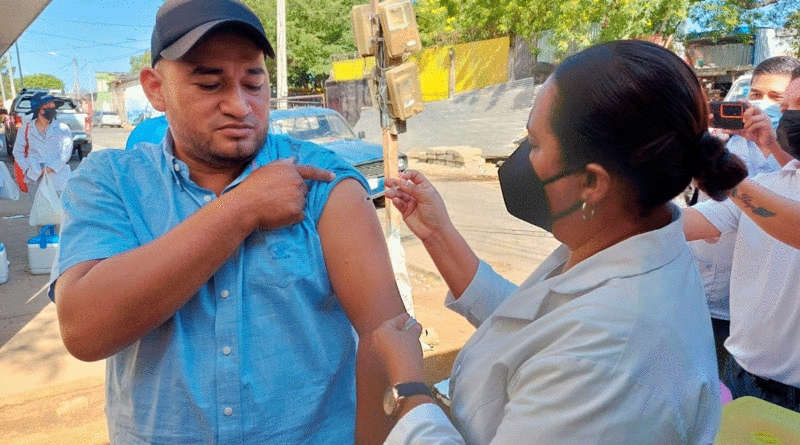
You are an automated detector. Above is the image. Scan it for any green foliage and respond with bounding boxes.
[243,0,359,89]
[22,73,65,90]
[130,51,152,75]
[784,9,800,57]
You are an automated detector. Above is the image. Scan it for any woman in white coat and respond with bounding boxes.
[12,92,73,195]
[372,40,748,444]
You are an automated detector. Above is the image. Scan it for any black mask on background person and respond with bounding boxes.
[498,139,584,233]
[41,107,57,122]
[777,110,800,160]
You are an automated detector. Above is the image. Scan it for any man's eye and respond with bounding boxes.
[198,84,219,91]
[245,84,263,92]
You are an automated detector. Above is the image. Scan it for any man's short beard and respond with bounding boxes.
[191,126,269,168]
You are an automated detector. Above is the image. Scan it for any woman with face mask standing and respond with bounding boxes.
[12,92,74,200]
[372,40,748,444]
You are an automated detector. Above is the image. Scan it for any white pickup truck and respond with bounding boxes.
[4,88,92,159]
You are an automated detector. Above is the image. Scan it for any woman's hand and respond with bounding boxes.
[371,313,425,384]
[385,170,452,241]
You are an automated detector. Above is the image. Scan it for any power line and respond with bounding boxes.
[24,30,145,50]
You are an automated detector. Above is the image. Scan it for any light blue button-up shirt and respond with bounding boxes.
[56,132,369,444]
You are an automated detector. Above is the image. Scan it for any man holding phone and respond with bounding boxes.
[689,56,800,376]
[684,65,800,412]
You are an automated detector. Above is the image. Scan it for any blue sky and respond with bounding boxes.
[4,0,164,95]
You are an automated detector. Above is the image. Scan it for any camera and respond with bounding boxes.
[710,101,748,130]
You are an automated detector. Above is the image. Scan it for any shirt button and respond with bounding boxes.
[223,346,231,355]
[220,290,229,299]
[173,164,180,172]
[204,194,213,202]
[224,407,233,416]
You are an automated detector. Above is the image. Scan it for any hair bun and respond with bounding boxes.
[693,131,747,201]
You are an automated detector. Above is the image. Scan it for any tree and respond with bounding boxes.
[22,73,65,90]
[785,9,800,57]
[243,0,359,89]
[418,0,796,61]
[130,51,152,75]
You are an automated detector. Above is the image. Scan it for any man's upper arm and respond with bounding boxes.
[317,178,406,335]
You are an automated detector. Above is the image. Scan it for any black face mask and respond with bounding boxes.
[41,107,57,122]
[777,110,800,160]
[498,139,584,233]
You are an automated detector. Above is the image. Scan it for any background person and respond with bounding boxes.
[688,56,800,376]
[52,0,406,443]
[371,40,747,444]
[11,92,73,195]
[684,67,800,412]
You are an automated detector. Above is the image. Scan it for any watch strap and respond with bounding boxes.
[395,382,432,399]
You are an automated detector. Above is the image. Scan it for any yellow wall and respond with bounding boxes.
[454,36,509,93]
[332,57,375,83]
[410,47,449,102]
[331,36,509,102]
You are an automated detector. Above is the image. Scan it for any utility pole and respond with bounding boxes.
[74,57,80,100]
[370,0,401,238]
[0,55,6,103]
[276,0,288,109]
[7,52,16,98]
[15,42,24,90]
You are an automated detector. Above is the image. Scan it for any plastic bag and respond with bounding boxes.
[0,162,20,200]
[29,173,63,226]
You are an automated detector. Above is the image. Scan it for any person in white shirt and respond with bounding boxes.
[369,40,748,444]
[688,56,800,376]
[684,67,800,412]
[11,92,73,196]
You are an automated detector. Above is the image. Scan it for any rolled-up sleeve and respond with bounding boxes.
[445,261,517,328]
[692,198,741,235]
[385,403,465,445]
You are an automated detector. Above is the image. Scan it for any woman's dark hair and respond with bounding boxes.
[550,40,747,211]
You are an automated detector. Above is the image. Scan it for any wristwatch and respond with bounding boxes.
[383,382,433,416]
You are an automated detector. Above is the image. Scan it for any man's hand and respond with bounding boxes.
[38,167,56,179]
[235,157,335,230]
[741,106,778,151]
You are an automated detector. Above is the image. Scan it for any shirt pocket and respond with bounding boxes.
[246,226,316,289]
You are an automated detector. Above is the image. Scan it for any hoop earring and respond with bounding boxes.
[581,202,595,221]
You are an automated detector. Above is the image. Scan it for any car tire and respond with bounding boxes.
[5,134,11,156]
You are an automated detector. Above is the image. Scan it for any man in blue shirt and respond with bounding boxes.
[52,0,406,443]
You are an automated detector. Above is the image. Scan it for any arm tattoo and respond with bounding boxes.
[731,187,776,218]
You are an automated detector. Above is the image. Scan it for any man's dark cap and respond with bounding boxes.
[151,0,275,67]
[26,92,64,116]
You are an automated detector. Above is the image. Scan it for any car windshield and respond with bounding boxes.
[270,113,355,142]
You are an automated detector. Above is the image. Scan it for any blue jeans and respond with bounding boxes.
[721,355,800,412]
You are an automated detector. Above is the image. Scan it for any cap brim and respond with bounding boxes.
[159,19,275,62]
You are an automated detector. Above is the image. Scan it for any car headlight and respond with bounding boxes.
[398,155,408,171]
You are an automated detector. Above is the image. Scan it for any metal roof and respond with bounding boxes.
[0,0,52,56]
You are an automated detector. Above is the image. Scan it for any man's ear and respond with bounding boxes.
[582,163,611,205]
[140,66,167,112]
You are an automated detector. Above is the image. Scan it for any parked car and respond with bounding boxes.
[4,88,92,159]
[724,73,752,102]
[269,107,408,204]
[92,110,122,128]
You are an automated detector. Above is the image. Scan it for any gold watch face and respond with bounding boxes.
[383,385,398,416]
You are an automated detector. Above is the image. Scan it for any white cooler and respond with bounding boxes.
[28,225,58,275]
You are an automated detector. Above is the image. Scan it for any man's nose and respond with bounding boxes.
[220,85,251,118]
